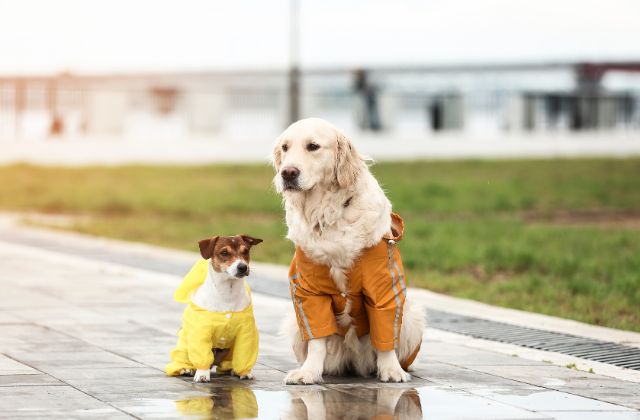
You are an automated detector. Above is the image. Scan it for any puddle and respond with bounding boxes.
[129,386,423,419]
[124,384,633,419]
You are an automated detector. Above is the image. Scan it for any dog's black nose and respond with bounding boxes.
[281,167,300,181]
[237,262,248,274]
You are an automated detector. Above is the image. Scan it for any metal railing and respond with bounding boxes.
[1,73,639,140]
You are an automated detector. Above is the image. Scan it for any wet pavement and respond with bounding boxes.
[0,224,639,419]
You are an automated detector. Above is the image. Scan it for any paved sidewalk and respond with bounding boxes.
[0,222,639,419]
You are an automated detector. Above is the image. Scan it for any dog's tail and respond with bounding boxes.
[398,298,426,370]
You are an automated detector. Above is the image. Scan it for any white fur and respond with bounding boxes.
[191,262,251,313]
[194,369,210,383]
[377,349,411,382]
[284,337,327,384]
[190,260,253,382]
[273,118,425,384]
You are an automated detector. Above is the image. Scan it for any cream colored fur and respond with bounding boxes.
[273,118,425,384]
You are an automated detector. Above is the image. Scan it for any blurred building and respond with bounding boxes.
[1,62,639,140]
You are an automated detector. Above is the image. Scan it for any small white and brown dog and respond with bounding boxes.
[165,234,263,383]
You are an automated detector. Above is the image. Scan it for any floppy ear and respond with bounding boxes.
[334,131,362,188]
[271,136,283,171]
[198,236,219,259]
[241,235,263,247]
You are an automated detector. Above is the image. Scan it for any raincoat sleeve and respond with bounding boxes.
[174,259,208,303]
[289,254,338,341]
[230,316,259,376]
[185,315,215,371]
[362,240,407,351]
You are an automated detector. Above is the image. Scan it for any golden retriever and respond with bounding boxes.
[272,118,425,384]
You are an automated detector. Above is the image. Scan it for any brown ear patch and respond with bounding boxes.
[240,235,263,247]
[198,236,219,259]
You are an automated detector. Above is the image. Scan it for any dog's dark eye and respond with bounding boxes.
[306,143,320,152]
[220,250,229,257]
[282,144,288,152]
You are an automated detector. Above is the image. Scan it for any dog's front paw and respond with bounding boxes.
[193,369,211,383]
[378,365,411,383]
[284,368,323,385]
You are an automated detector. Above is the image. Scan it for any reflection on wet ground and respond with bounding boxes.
[129,381,640,420]
[157,385,422,419]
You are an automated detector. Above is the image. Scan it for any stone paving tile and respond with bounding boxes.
[422,340,549,366]
[0,286,66,310]
[36,366,158,381]
[0,385,128,418]
[468,388,635,412]
[411,360,543,390]
[4,350,143,371]
[0,354,39,375]
[0,311,23,322]
[414,385,548,419]
[64,374,201,398]
[470,364,640,410]
[2,341,99,354]
[0,324,81,350]
[558,383,640,410]
[55,323,177,350]
[7,306,127,327]
[0,374,64,387]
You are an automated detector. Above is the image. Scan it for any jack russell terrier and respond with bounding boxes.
[165,234,263,383]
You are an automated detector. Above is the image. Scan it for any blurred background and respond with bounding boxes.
[0,0,639,331]
[2,0,640,145]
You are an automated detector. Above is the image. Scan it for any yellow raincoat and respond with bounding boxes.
[165,259,259,376]
[175,388,258,418]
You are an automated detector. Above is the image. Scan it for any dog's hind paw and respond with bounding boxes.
[284,368,323,385]
[232,370,255,380]
[178,368,195,376]
[378,366,411,383]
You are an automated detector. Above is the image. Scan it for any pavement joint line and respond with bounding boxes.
[0,372,50,377]
[0,384,67,387]
[0,352,140,419]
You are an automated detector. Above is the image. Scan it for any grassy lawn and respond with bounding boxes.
[1,159,639,331]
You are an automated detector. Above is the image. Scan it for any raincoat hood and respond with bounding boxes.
[174,258,209,303]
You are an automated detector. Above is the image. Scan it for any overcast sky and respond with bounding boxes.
[1,0,639,75]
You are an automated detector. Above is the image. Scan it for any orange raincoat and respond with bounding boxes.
[289,213,416,365]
